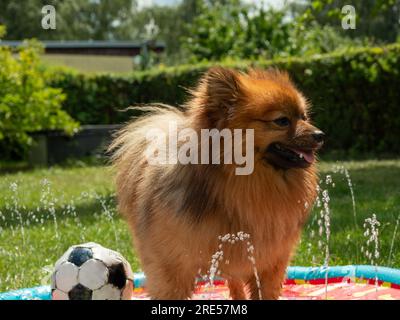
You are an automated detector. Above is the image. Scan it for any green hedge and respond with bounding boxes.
[47,44,400,155]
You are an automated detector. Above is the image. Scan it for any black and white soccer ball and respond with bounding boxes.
[51,242,134,300]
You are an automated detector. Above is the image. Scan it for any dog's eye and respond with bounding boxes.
[273,117,290,127]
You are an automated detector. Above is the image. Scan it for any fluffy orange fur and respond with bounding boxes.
[110,67,323,299]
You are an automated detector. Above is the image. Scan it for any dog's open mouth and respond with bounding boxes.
[265,143,316,169]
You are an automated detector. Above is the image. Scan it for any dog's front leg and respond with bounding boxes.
[246,259,288,300]
[145,263,197,300]
[227,279,247,300]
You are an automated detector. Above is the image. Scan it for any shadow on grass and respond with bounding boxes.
[0,156,108,176]
[0,161,32,175]
[0,193,119,229]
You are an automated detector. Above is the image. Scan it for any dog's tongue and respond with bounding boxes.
[289,148,315,164]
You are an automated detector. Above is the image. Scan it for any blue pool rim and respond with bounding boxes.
[1,265,399,300]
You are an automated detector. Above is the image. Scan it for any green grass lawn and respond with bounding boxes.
[0,160,399,292]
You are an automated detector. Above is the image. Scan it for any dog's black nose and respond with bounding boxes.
[312,130,325,143]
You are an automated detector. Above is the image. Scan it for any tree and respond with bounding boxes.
[181,0,347,61]
[302,0,400,43]
[0,0,48,39]
[0,0,137,40]
[56,0,137,40]
[123,0,202,62]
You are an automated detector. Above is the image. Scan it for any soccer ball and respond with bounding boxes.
[51,242,134,300]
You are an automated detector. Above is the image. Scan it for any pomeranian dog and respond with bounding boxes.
[110,67,324,299]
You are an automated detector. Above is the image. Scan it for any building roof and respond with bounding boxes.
[0,40,165,49]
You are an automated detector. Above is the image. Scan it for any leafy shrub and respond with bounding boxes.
[0,36,79,158]
[47,43,400,155]
[181,1,357,62]
[182,1,292,61]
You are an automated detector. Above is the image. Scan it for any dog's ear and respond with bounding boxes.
[188,67,244,127]
[202,67,243,110]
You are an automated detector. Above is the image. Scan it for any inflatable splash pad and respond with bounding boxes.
[1,266,400,300]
